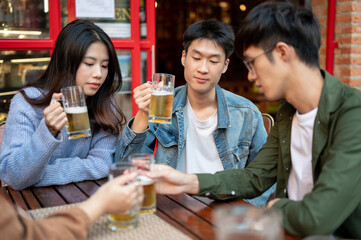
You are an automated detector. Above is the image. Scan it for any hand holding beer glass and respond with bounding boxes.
[148,73,175,124]
[108,162,141,230]
[61,86,91,139]
[129,153,157,214]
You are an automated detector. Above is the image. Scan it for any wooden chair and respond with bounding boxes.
[0,121,6,187]
[262,113,274,135]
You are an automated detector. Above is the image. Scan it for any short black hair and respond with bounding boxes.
[183,20,235,59]
[235,1,321,68]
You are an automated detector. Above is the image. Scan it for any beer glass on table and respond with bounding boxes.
[129,153,156,214]
[148,73,175,124]
[108,162,140,230]
[213,204,284,240]
[61,86,91,139]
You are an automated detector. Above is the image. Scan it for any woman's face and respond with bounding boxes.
[75,42,109,97]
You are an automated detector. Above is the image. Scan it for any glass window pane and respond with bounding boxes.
[0,0,49,39]
[141,51,147,83]
[115,50,132,122]
[140,0,146,39]
[0,50,50,91]
[61,0,68,28]
[117,50,131,93]
[75,0,131,39]
[0,50,50,121]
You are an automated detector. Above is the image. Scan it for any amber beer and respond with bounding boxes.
[138,175,156,213]
[108,211,138,230]
[61,86,91,139]
[64,106,91,139]
[107,162,139,230]
[149,91,174,124]
[148,73,175,124]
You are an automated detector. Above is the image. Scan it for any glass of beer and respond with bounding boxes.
[213,205,284,240]
[129,153,156,214]
[148,73,175,124]
[61,86,91,139]
[108,162,140,230]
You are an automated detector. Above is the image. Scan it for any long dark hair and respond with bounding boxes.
[20,19,126,134]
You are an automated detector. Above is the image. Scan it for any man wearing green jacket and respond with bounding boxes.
[144,2,361,239]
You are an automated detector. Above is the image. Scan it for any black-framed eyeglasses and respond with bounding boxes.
[242,47,275,73]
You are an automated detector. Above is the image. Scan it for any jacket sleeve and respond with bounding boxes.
[115,117,155,162]
[197,116,280,200]
[0,203,90,240]
[272,107,361,237]
[246,110,268,166]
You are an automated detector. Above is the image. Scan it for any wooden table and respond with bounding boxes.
[0,180,300,240]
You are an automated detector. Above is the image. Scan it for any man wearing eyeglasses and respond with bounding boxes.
[142,2,361,239]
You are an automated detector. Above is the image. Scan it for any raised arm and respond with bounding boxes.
[131,82,152,133]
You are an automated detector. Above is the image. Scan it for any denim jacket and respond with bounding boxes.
[115,84,274,206]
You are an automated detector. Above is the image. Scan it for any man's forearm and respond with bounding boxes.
[131,111,149,133]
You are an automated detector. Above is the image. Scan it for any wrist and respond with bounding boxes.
[184,174,199,194]
[131,111,149,133]
[78,197,105,224]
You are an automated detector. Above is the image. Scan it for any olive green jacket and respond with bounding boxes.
[197,70,361,238]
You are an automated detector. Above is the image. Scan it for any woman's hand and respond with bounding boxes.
[43,93,67,137]
[79,172,144,224]
[95,172,143,214]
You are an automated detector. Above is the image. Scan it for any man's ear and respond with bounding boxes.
[222,58,230,74]
[181,50,186,67]
[275,42,293,63]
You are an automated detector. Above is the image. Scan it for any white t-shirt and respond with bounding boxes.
[288,108,318,201]
[177,99,224,174]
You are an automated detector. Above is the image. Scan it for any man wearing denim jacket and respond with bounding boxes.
[115,20,273,206]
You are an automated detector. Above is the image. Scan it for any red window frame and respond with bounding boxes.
[0,0,156,115]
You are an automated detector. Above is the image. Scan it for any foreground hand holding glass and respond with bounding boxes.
[213,204,284,240]
[60,86,91,139]
[108,162,141,230]
[129,153,157,213]
[148,73,175,124]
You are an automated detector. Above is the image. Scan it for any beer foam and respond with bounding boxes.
[151,90,173,96]
[137,175,154,185]
[64,106,88,114]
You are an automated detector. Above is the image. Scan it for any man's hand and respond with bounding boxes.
[145,164,200,195]
[267,198,280,209]
[131,82,152,133]
[134,82,152,114]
